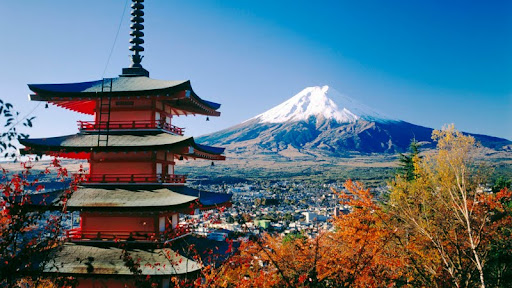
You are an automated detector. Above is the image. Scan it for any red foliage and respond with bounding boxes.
[0,158,84,287]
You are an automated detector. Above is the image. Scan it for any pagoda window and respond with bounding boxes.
[172,214,178,229]
[156,163,163,175]
[168,163,174,175]
[159,216,166,232]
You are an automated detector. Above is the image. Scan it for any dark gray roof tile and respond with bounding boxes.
[44,243,201,275]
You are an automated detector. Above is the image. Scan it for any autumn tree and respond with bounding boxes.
[0,100,84,287]
[389,125,512,288]
[206,180,408,288]
[0,159,85,287]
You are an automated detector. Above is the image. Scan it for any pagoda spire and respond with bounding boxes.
[129,0,144,68]
[122,0,149,77]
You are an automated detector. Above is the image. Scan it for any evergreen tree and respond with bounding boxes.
[492,176,511,193]
[397,139,421,181]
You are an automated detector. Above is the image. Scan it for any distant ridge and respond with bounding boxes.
[200,86,511,157]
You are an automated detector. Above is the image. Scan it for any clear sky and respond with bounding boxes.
[1,0,511,140]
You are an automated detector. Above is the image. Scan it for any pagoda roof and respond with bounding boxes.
[19,132,225,159]
[67,186,197,210]
[28,76,221,116]
[67,185,232,211]
[16,185,232,212]
[43,243,201,276]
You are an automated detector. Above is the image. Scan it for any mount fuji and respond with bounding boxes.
[250,85,393,124]
[199,86,510,158]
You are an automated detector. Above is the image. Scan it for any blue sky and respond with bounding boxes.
[1,0,511,140]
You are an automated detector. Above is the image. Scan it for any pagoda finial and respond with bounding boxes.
[129,0,144,68]
[122,0,149,76]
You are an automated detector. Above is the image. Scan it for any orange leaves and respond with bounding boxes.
[202,236,282,287]
[208,181,408,288]
[324,180,407,287]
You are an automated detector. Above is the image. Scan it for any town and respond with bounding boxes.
[187,181,352,239]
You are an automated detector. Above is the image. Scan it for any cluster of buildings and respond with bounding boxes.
[189,181,351,238]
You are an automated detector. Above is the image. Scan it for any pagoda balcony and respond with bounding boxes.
[78,120,184,135]
[66,226,191,243]
[84,173,187,184]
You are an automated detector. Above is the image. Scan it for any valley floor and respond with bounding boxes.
[2,147,511,187]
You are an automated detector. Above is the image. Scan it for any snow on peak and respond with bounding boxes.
[251,85,393,124]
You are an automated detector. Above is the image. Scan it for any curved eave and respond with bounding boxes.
[171,186,233,207]
[28,77,221,116]
[194,143,225,155]
[184,91,221,117]
[28,78,190,98]
[182,150,226,161]
[47,99,96,115]
[200,201,233,211]
[183,142,226,161]
[19,133,225,159]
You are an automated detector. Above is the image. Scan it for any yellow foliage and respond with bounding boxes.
[389,125,493,288]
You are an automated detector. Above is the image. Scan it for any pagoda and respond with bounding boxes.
[19,1,232,287]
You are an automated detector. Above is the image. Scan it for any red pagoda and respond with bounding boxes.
[20,1,231,287]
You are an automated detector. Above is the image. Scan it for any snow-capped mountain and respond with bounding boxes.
[199,86,510,157]
[250,85,393,124]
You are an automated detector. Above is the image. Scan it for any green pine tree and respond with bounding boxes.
[397,139,421,181]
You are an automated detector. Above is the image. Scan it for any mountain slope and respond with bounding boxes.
[249,85,393,124]
[199,86,511,157]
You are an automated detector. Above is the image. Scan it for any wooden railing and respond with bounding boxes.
[85,174,187,184]
[66,226,191,242]
[78,120,184,135]
[67,229,159,241]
